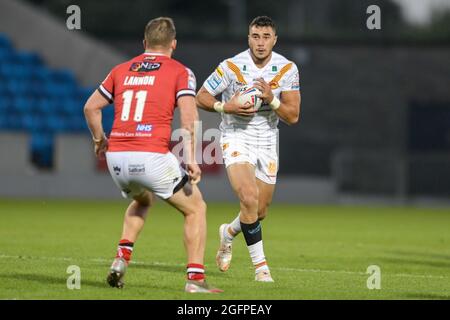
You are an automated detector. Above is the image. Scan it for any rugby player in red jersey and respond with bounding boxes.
[84,17,221,293]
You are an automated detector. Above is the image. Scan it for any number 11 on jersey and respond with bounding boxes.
[121,90,148,122]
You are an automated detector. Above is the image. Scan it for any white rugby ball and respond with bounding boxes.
[236,85,262,110]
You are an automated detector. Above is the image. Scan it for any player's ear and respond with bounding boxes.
[172,39,177,51]
[273,35,278,46]
[143,39,146,50]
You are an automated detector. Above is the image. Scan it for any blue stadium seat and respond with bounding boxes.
[6,80,29,96]
[61,98,83,116]
[43,82,75,98]
[0,33,98,167]
[66,115,87,132]
[1,64,31,80]
[44,115,67,133]
[15,52,42,66]
[22,114,45,132]
[11,96,33,114]
[0,34,12,49]
[51,69,77,85]
[31,66,52,82]
[31,133,54,168]
[35,98,55,115]
[0,95,10,110]
[5,113,23,130]
[74,87,94,101]
[0,116,5,129]
[0,48,14,63]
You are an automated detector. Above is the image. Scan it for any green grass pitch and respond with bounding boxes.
[0,198,449,299]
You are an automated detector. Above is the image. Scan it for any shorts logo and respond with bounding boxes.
[129,61,161,72]
[129,164,145,175]
[231,151,240,157]
[136,124,153,132]
[268,161,277,175]
[222,143,229,151]
[113,166,121,175]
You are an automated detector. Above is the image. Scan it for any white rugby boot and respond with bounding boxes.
[185,280,223,293]
[255,269,274,282]
[216,223,233,272]
[107,257,127,288]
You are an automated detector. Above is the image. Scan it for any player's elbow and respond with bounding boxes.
[195,92,207,109]
[285,113,300,125]
[83,102,91,116]
[83,102,96,118]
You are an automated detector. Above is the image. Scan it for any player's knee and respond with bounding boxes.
[238,187,259,210]
[184,199,207,217]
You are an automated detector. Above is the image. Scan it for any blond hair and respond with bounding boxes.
[144,17,176,48]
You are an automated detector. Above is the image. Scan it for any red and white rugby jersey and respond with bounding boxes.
[98,52,196,153]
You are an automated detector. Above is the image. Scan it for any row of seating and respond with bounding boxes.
[0,33,113,168]
[0,96,107,115]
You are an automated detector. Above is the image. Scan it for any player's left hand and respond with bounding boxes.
[187,163,202,185]
[253,78,274,104]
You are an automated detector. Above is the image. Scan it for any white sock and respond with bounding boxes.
[229,214,242,234]
[248,240,269,273]
[223,214,241,242]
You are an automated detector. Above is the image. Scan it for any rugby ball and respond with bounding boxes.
[236,85,262,111]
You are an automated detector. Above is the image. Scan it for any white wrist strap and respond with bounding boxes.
[213,101,225,113]
[93,134,106,143]
[269,96,281,110]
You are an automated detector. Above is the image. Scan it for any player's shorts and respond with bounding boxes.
[105,151,188,200]
[220,128,279,184]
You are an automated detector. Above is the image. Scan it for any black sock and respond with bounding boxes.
[240,220,262,246]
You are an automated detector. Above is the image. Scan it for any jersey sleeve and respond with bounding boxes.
[176,67,196,99]
[98,69,115,103]
[203,60,231,96]
[281,63,300,92]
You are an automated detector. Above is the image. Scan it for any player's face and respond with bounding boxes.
[248,26,277,61]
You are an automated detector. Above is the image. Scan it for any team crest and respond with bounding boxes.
[222,143,229,151]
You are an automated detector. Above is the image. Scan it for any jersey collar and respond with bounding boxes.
[143,52,169,57]
[246,49,273,71]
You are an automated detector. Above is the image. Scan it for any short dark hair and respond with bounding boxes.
[144,17,176,48]
[249,16,276,33]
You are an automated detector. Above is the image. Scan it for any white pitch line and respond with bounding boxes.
[276,267,447,279]
[0,254,446,279]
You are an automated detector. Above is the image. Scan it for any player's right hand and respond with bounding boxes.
[94,136,108,158]
[223,91,256,116]
[187,163,202,185]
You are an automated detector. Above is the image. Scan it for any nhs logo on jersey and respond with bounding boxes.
[136,124,153,132]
